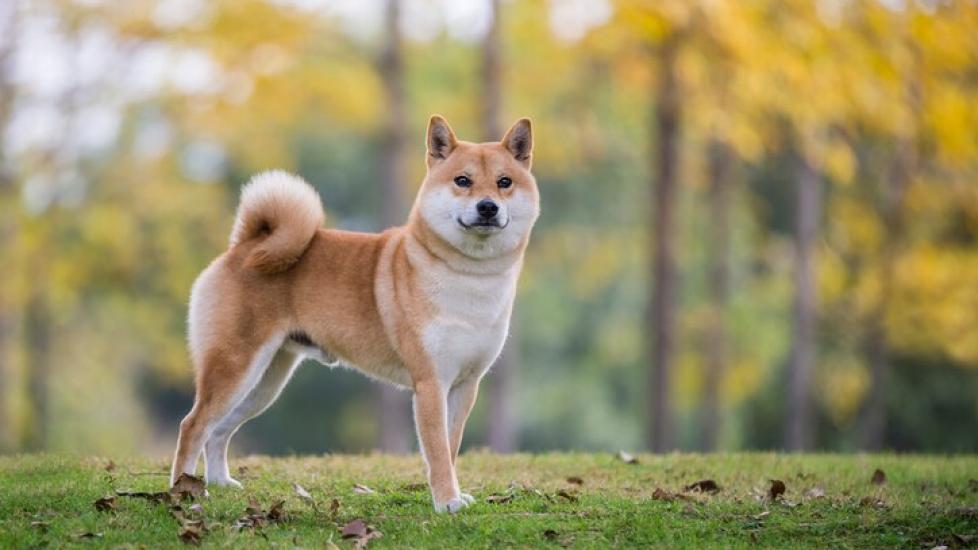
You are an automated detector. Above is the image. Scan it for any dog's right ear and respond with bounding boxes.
[427,115,458,164]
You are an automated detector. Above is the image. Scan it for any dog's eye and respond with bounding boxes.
[454,175,472,188]
[497,177,512,189]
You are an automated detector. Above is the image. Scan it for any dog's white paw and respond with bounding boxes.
[208,477,243,489]
[434,496,469,514]
[459,492,476,504]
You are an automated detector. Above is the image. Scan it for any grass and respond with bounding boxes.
[1,452,976,548]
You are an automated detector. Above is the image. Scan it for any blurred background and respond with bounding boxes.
[1,0,977,458]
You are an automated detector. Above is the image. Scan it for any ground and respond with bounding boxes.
[1,452,976,548]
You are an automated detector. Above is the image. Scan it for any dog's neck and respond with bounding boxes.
[404,209,526,277]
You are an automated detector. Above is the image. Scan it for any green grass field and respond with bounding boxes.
[1,452,976,548]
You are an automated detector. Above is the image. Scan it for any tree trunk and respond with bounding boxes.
[648,36,681,453]
[785,154,821,451]
[376,0,410,453]
[0,0,18,451]
[860,136,913,450]
[481,0,518,453]
[24,292,50,451]
[701,140,733,451]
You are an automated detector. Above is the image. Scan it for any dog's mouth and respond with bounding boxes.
[457,217,508,233]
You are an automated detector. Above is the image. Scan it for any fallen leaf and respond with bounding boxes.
[341,519,383,548]
[616,451,639,465]
[486,492,514,504]
[267,500,287,522]
[566,476,584,485]
[30,520,49,532]
[556,489,578,502]
[769,480,786,501]
[179,526,202,545]
[871,469,887,486]
[329,498,341,517]
[859,496,888,509]
[246,497,262,516]
[104,460,116,472]
[684,479,720,494]
[170,473,207,500]
[804,486,825,499]
[353,483,375,495]
[237,466,250,477]
[94,495,117,512]
[293,483,313,502]
[342,519,368,539]
[76,532,103,539]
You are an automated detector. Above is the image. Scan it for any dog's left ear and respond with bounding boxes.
[501,118,533,167]
[427,114,458,164]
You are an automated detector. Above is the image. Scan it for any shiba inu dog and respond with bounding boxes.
[170,115,538,513]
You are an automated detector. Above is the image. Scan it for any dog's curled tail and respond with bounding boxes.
[229,170,324,274]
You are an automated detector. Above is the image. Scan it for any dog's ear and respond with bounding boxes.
[426,115,458,163]
[501,118,533,167]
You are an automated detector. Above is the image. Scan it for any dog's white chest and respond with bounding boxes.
[421,269,516,386]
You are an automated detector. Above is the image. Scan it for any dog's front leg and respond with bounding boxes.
[447,377,480,505]
[413,379,466,513]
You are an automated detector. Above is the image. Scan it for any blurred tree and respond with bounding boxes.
[377,0,411,454]
[482,0,518,453]
[648,29,683,453]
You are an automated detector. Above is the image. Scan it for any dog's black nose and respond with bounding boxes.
[477,199,499,219]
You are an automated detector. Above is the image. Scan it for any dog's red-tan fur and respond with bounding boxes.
[171,116,538,513]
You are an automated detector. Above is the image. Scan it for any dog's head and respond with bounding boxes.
[416,115,540,259]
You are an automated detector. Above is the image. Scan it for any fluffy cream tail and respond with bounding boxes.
[229,171,324,274]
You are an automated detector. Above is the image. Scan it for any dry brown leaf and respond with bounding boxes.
[566,476,584,485]
[267,500,287,523]
[871,468,887,486]
[769,480,786,501]
[804,486,825,499]
[179,526,202,545]
[353,483,375,495]
[116,490,174,505]
[170,473,207,500]
[652,488,678,501]
[246,497,262,516]
[556,489,578,502]
[616,451,639,465]
[329,498,341,517]
[342,519,368,539]
[94,495,116,512]
[104,460,116,472]
[293,483,313,501]
[684,479,720,494]
[486,492,514,504]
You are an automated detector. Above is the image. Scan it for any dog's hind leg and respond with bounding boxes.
[203,347,301,487]
[170,333,285,487]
